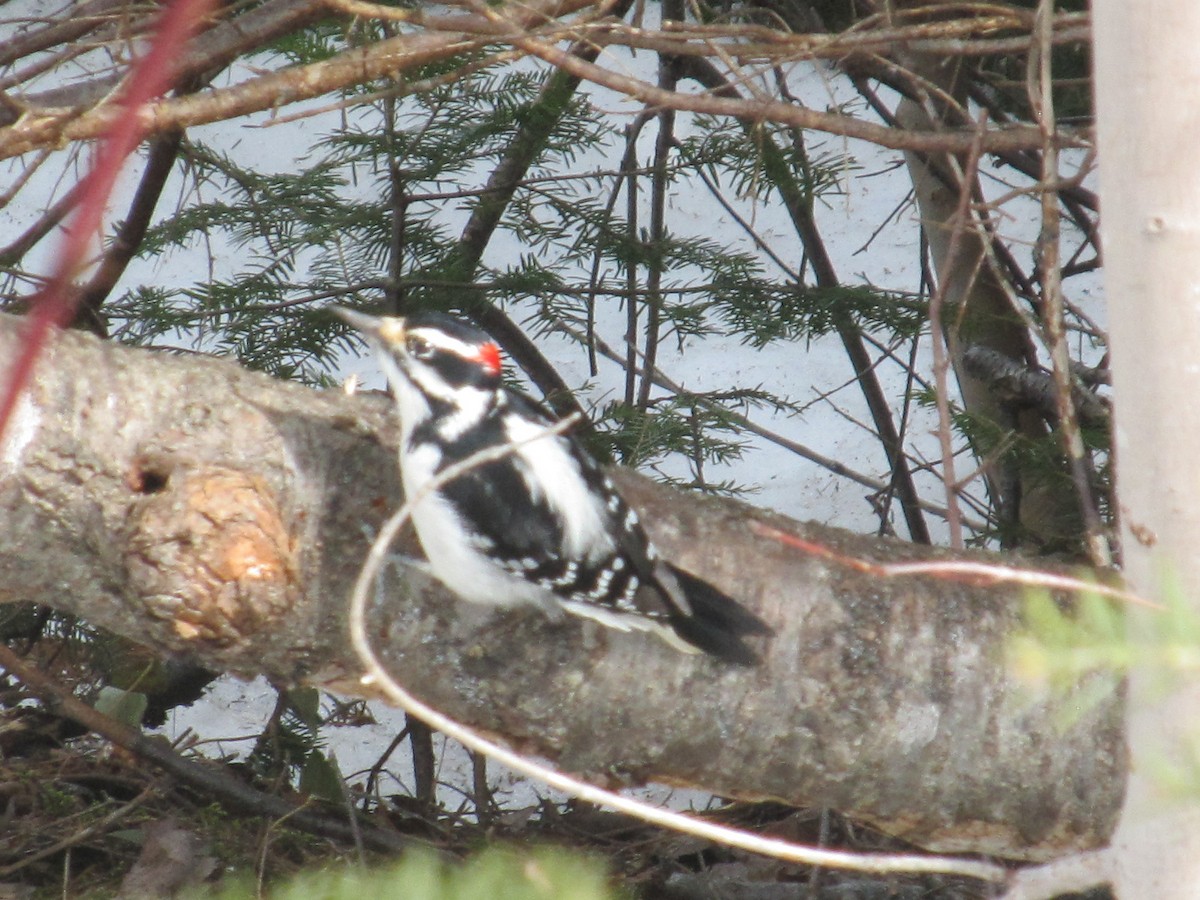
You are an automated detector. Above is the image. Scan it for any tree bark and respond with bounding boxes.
[1092,0,1200,895]
[896,61,1082,554]
[0,313,1124,862]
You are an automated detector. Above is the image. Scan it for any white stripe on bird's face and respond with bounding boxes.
[371,325,497,443]
[404,322,499,372]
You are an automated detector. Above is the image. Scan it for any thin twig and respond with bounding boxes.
[637,9,678,412]
[750,520,1155,610]
[926,109,991,550]
[624,127,640,409]
[582,116,651,377]
[1029,0,1110,568]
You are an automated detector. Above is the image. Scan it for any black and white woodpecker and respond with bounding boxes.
[334,307,771,664]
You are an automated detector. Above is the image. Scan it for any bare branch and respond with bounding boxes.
[0,0,1092,160]
[0,0,592,160]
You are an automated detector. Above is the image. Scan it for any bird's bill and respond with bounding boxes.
[330,306,406,344]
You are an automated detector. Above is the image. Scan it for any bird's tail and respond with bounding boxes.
[665,564,772,665]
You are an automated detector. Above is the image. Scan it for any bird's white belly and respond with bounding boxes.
[401,444,549,610]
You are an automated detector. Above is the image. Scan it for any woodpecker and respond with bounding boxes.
[334,307,770,664]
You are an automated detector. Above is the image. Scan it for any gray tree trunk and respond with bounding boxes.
[896,60,1080,552]
[0,313,1123,862]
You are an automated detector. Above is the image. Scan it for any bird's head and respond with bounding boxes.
[334,307,504,405]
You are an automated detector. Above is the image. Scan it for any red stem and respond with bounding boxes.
[0,0,213,441]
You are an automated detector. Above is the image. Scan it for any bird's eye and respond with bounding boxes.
[406,335,434,359]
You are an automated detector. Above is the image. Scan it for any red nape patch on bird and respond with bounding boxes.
[476,341,502,375]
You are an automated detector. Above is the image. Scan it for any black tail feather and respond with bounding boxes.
[667,564,771,665]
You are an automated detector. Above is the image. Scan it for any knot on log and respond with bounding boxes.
[124,462,300,653]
